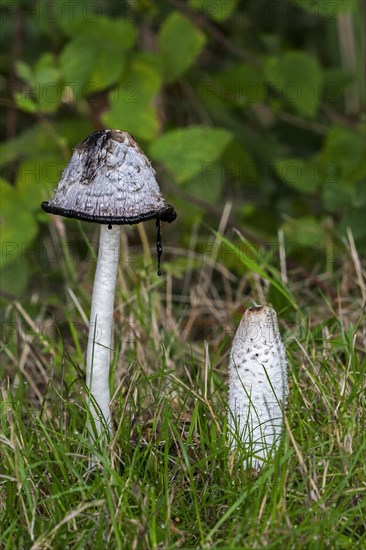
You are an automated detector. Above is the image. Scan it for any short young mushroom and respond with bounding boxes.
[42,129,176,440]
[228,306,287,469]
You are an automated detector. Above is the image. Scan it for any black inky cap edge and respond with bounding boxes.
[41,202,177,225]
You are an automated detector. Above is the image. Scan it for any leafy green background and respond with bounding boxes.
[0,3,365,548]
[0,0,365,296]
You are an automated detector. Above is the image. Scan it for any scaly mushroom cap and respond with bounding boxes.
[41,129,176,225]
[228,306,287,466]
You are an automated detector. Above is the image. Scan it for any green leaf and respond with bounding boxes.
[14,93,37,113]
[60,37,124,94]
[339,208,366,240]
[103,58,162,141]
[33,53,61,87]
[318,126,366,212]
[0,179,38,268]
[189,0,240,21]
[159,12,206,83]
[184,169,223,204]
[318,125,366,182]
[60,37,95,94]
[90,47,127,92]
[63,15,136,47]
[55,2,99,34]
[60,17,135,95]
[0,126,60,165]
[105,104,159,142]
[33,53,62,112]
[264,51,322,118]
[275,158,318,193]
[16,54,62,113]
[15,60,33,83]
[15,157,63,210]
[149,126,233,183]
[322,179,355,212]
[211,63,266,107]
[0,119,93,165]
[222,140,257,186]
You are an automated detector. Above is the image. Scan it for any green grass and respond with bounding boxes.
[1,224,365,549]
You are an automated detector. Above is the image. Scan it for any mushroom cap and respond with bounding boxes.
[232,306,285,352]
[41,130,176,225]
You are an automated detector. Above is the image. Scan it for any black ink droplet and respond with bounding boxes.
[156,219,163,276]
[108,224,112,230]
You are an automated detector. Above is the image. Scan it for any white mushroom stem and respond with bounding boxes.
[86,224,121,439]
[228,306,287,469]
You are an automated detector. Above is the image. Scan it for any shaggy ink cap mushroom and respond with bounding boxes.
[41,129,176,226]
[228,306,288,470]
[41,129,176,446]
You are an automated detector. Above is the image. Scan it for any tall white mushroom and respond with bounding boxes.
[228,306,287,469]
[42,130,176,440]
